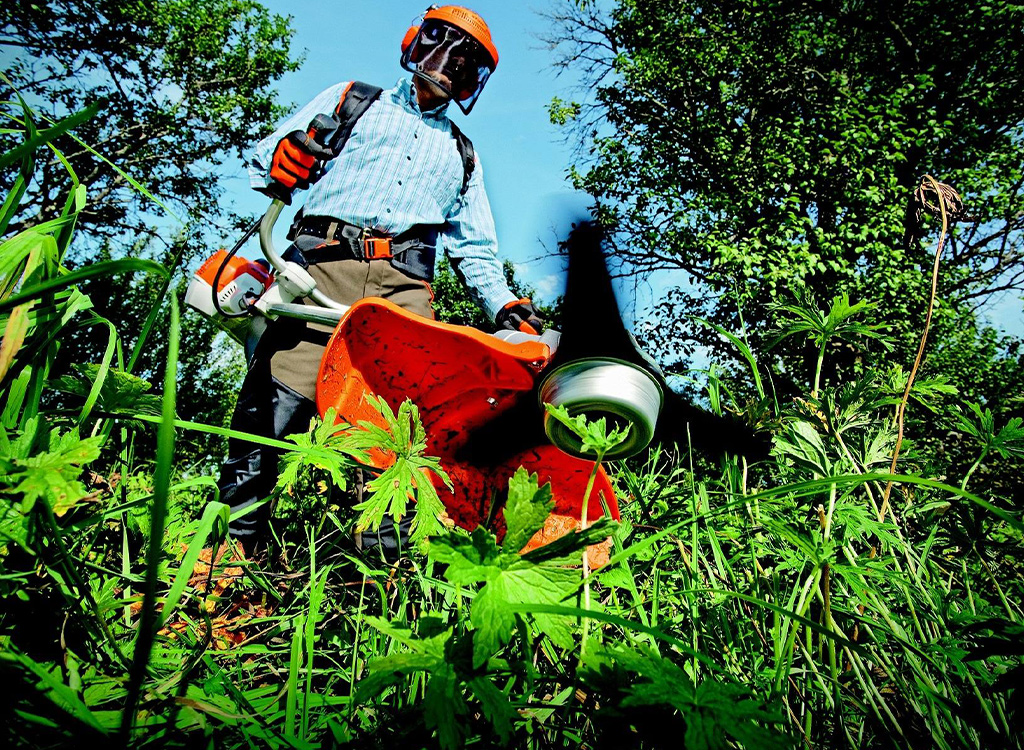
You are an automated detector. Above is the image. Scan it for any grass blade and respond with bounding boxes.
[159,501,231,627]
[0,100,100,172]
[119,295,179,743]
[0,258,169,314]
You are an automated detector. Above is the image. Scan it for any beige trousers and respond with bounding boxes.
[265,256,434,401]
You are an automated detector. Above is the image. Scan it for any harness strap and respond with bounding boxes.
[285,81,476,242]
[450,120,476,196]
[291,216,438,283]
[329,82,383,154]
[337,82,474,195]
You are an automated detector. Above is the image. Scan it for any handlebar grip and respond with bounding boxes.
[306,113,341,155]
[260,180,294,205]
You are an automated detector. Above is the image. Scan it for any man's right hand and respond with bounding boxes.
[269,130,320,191]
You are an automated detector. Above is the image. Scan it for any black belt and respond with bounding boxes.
[290,216,438,282]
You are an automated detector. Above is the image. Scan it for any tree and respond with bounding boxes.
[545,0,1024,403]
[2,0,301,464]
[1,0,300,249]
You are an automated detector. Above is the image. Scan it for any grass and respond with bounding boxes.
[1,84,1023,750]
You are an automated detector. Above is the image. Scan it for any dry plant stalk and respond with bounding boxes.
[879,176,972,522]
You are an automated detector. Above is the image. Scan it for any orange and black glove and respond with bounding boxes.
[263,130,324,202]
[496,298,544,335]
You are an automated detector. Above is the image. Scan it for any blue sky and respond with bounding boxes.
[229,0,591,307]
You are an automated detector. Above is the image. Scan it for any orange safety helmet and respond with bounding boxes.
[400,5,498,114]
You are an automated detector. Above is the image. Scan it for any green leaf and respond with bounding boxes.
[0,650,108,733]
[356,651,443,699]
[772,420,832,477]
[350,396,451,551]
[489,562,580,651]
[424,665,465,750]
[769,293,886,351]
[49,364,162,428]
[581,644,791,750]
[465,675,516,744]
[0,231,54,303]
[543,403,632,458]
[356,618,452,706]
[0,301,31,381]
[0,101,100,172]
[692,317,766,399]
[0,421,103,515]
[0,258,169,315]
[429,528,505,586]
[520,517,619,564]
[160,501,232,626]
[430,518,584,667]
[502,467,555,552]
[956,403,1024,459]
[275,407,365,495]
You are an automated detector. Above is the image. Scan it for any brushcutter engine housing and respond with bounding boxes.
[184,250,273,360]
[186,250,273,317]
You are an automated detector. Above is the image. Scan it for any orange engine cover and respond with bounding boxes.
[316,298,618,543]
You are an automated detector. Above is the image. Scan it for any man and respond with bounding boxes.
[217,5,543,553]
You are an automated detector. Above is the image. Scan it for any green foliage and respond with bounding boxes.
[548,0,1024,441]
[354,468,621,748]
[956,403,1024,461]
[2,0,300,470]
[2,13,1023,750]
[771,294,884,351]
[349,395,452,550]
[544,402,633,459]
[2,0,300,243]
[581,644,792,749]
[275,406,364,495]
[49,364,163,426]
[503,467,557,552]
[0,418,103,551]
[431,468,616,667]
[355,617,518,749]
[955,403,1024,492]
[547,96,582,126]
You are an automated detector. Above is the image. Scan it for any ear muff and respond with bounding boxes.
[401,25,419,54]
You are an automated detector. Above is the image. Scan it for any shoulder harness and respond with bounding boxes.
[332,81,475,196]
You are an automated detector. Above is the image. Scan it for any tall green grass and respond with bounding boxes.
[1,86,1021,749]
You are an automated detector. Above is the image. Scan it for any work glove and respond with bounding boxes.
[496,298,544,335]
[263,130,325,202]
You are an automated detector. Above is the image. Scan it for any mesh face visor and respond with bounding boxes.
[402,19,494,114]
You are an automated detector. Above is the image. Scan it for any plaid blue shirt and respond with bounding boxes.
[249,78,517,320]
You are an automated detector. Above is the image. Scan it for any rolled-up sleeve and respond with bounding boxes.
[442,154,518,321]
[247,82,352,190]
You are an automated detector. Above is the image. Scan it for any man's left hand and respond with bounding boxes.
[497,298,544,335]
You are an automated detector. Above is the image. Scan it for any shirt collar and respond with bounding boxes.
[393,77,449,119]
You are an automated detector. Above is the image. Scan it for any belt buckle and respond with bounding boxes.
[361,227,393,260]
